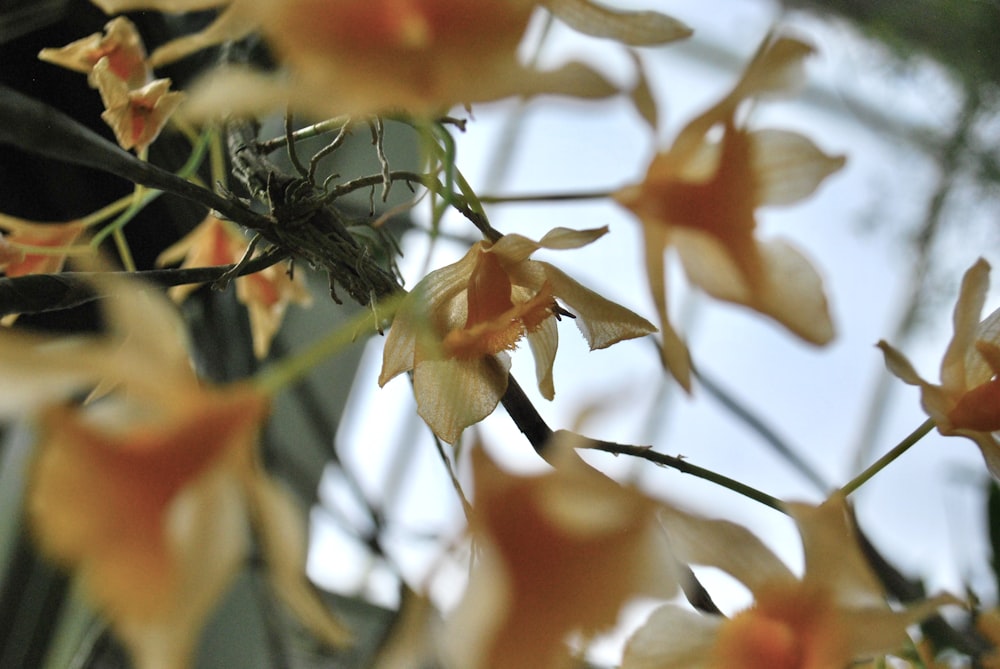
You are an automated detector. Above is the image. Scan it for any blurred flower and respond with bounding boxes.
[7,273,347,669]
[176,0,689,119]
[977,608,1000,669]
[621,493,959,669]
[378,227,656,443]
[443,440,678,669]
[157,215,312,358]
[614,33,844,389]
[879,258,1000,478]
[38,16,150,88]
[88,0,255,68]
[0,214,86,278]
[91,62,185,153]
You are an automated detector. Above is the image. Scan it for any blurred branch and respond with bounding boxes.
[0,252,287,318]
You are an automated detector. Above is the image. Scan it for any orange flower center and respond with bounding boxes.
[442,249,555,360]
[948,375,1000,431]
[635,123,763,284]
[709,582,847,669]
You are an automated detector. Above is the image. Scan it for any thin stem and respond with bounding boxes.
[477,189,614,204]
[585,438,787,513]
[79,195,132,228]
[839,418,935,497]
[253,293,404,396]
[112,228,136,272]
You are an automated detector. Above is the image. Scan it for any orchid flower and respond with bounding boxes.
[38,16,150,89]
[7,273,348,669]
[157,215,312,359]
[91,62,185,153]
[621,494,960,669]
[879,258,1000,478]
[614,33,845,389]
[444,441,679,669]
[86,0,688,119]
[0,214,86,279]
[378,227,656,444]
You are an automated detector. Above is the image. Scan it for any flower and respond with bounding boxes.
[0,215,86,279]
[378,226,656,444]
[613,33,845,389]
[88,0,256,68]
[38,16,150,89]
[443,440,678,669]
[171,0,689,119]
[91,61,185,153]
[86,0,688,119]
[156,215,312,358]
[976,608,1000,669]
[6,273,348,669]
[621,493,960,669]
[878,258,1000,478]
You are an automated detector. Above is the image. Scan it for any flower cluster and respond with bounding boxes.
[39,16,183,152]
[9,273,347,669]
[157,215,313,359]
[90,0,689,119]
[4,2,991,669]
[433,439,957,669]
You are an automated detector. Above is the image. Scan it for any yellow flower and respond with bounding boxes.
[0,214,86,278]
[378,227,656,443]
[157,215,312,358]
[621,494,959,669]
[38,16,150,89]
[91,62,185,153]
[878,258,1000,478]
[5,273,348,669]
[614,33,845,389]
[444,441,678,669]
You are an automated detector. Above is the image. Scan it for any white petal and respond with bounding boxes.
[942,258,990,391]
[749,239,835,345]
[542,263,657,350]
[413,355,511,444]
[659,506,796,595]
[621,605,721,669]
[543,0,692,46]
[750,129,845,207]
[149,6,256,68]
[527,318,559,400]
[876,341,926,387]
[788,495,884,608]
[490,226,607,267]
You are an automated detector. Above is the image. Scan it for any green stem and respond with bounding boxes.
[79,195,131,228]
[839,418,935,497]
[477,189,614,204]
[585,439,787,513]
[253,293,405,395]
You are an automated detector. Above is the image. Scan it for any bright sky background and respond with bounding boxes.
[307,0,1000,662]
